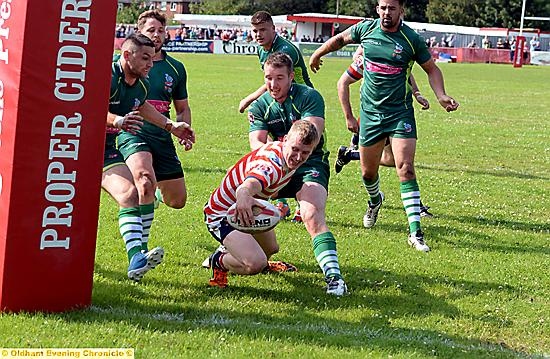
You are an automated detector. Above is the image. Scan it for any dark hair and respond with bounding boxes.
[288,120,319,147]
[251,11,273,26]
[122,33,155,51]
[137,9,167,29]
[264,52,294,73]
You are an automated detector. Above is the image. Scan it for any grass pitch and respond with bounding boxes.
[1,55,548,358]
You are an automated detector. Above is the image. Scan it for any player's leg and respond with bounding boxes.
[360,139,386,228]
[392,137,429,252]
[255,229,297,272]
[101,163,149,281]
[379,141,396,167]
[157,177,187,209]
[384,138,433,217]
[125,151,158,253]
[297,182,347,296]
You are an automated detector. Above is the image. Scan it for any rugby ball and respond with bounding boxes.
[226,199,281,233]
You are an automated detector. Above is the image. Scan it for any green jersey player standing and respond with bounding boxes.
[309,0,459,252]
[117,10,193,260]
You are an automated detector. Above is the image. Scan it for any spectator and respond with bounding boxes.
[467,38,477,48]
[482,35,492,49]
[530,36,541,52]
[510,39,516,62]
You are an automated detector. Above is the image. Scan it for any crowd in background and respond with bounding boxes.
[116,23,547,52]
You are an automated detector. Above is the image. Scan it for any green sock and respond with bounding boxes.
[313,232,342,280]
[140,203,155,252]
[362,173,381,205]
[400,179,421,233]
[118,207,143,262]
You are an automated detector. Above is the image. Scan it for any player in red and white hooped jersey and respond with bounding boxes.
[204,142,294,227]
[203,120,319,288]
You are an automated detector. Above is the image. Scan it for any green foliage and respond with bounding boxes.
[426,0,550,30]
[192,0,550,30]
[116,0,144,24]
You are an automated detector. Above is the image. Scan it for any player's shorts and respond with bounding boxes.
[358,108,417,147]
[103,145,126,172]
[205,217,237,245]
[117,131,184,181]
[275,154,330,199]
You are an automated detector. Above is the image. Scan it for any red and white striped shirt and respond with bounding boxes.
[204,141,294,226]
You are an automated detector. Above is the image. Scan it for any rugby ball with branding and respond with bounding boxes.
[226,199,281,233]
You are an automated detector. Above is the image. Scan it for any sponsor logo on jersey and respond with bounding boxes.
[392,43,404,59]
[365,39,381,46]
[247,112,256,125]
[132,98,140,110]
[164,73,174,93]
[267,118,284,125]
[307,169,320,178]
[269,153,282,166]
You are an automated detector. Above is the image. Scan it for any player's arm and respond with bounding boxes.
[249,130,270,151]
[235,177,263,227]
[337,71,359,134]
[106,111,143,134]
[174,98,193,150]
[409,74,430,110]
[239,84,267,113]
[419,59,459,112]
[303,116,325,139]
[138,101,196,145]
[309,29,354,73]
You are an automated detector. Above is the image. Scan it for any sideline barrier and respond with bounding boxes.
[0,1,117,312]
[113,38,547,65]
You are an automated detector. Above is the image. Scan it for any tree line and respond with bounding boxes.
[117,1,550,31]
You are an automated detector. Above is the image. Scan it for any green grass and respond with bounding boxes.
[1,55,549,358]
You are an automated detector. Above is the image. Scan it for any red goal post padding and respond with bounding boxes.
[0,0,117,312]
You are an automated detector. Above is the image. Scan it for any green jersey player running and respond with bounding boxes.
[105,34,195,281]
[117,10,193,261]
[310,0,459,252]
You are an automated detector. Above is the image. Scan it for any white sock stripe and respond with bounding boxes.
[316,250,338,265]
[401,191,420,199]
[141,213,154,221]
[408,214,421,223]
[403,198,421,207]
[119,222,143,231]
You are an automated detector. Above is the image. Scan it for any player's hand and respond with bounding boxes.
[114,111,143,134]
[414,92,430,110]
[171,122,196,146]
[438,95,459,112]
[235,189,256,227]
[309,54,323,73]
[238,98,252,113]
[345,116,359,134]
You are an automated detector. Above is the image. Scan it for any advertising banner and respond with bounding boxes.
[299,43,359,58]
[163,40,214,53]
[0,0,117,312]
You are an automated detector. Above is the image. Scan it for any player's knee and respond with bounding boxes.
[242,258,267,275]
[117,186,139,208]
[396,161,415,179]
[136,172,156,196]
[164,192,187,209]
[265,243,279,257]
